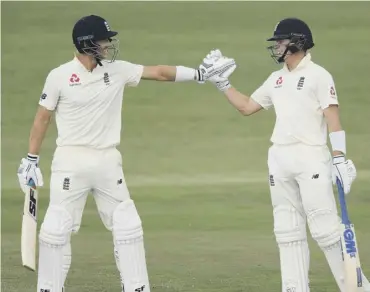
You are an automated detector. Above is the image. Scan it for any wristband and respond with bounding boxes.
[333,155,345,164]
[175,66,203,82]
[329,130,346,155]
[27,153,39,163]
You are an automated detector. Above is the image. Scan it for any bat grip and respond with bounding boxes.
[27,178,36,188]
[336,178,350,225]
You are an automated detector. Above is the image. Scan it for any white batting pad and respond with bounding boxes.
[307,210,346,291]
[273,206,307,244]
[322,241,346,291]
[279,241,310,292]
[273,205,310,291]
[37,205,72,292]
[114,244,125,290]
[113,200,150,292]
[62,241,72,287]
[307,209,341,248]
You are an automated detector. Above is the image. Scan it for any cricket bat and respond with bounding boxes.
[21,178,38,271]
[336,178,364,292]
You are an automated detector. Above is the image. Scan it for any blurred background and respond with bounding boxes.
[2,2,370,291]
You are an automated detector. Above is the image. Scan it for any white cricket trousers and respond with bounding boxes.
[267,143,337,222]
[267,143,341,292]
[50,146,130,232]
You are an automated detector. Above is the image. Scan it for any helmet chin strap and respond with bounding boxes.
[95,57,103,66]
[277,47,289,63]
[278,44,300,63]
[92,45,103,66]
[278,46,293,63]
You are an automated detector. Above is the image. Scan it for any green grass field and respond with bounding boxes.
[2,2,370,291]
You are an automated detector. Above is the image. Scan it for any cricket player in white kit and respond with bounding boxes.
[200,18,370,291]
[16,15,234,292]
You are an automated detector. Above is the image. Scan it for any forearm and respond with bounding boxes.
[327,116,343,133]
[28,113,51,155]
[224,87,254,116]
[155,65,177,81]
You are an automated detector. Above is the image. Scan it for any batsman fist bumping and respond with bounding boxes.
[18,15,206,292]
[204,18,369,292]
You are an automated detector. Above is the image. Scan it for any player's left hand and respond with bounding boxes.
[332,155,357,195]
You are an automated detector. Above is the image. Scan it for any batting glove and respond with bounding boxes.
[195,49,222,84]
[332,155,357,195]
[199,49,236,92]
[17,154,44,192]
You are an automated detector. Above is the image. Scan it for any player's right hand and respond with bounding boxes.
[205,49,223,60]
[332,155,356,195]
[17,154,44,192]
[199,49,237,91]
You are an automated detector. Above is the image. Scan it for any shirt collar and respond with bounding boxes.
[72,54,99,73]
[283,53,312,72]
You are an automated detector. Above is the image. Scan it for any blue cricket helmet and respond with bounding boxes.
[267,18,314,63]
[72,15,119,65]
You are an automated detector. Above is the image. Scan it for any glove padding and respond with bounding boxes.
[204,49,223,62]
[332,155,356,195]
[196,49,221,85]
[17,155,44,193]
[199,49,237,91]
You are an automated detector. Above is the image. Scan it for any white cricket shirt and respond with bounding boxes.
[251,53,339,146]
[39,57,143,149]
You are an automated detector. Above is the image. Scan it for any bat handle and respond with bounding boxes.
[27,178,36,188]
[336,178,350,225]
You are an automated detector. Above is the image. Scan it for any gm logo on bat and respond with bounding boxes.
[343,228,357,257]
[28,189,37,220]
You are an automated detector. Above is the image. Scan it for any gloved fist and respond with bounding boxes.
[195,49,223,84]
[199,51,236,82]
[17,154,44,193]
[205,49,223,61]
[332,155,356,195]
[196,49,222,85]
[199,49,237,91]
